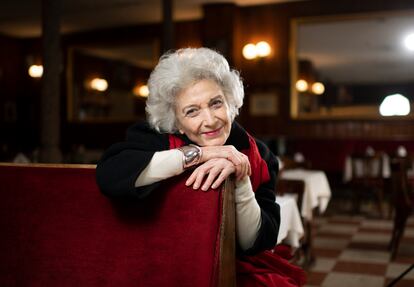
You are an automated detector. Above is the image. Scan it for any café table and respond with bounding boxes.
[278,168,332,267]
[280,168,332,220]
[276,194,304,248]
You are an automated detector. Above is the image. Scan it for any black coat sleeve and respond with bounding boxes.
[242,139,281,256]
[95,122,169,199]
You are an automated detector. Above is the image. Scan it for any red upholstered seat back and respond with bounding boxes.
[0,164,222,287]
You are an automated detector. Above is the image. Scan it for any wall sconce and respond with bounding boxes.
[133,84,149,98]
[28,65,43,78]
[296,79,325,95]
[89,78,108,92]
[242,41,271,60]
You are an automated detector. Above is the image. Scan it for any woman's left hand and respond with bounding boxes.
[185,158,236,191]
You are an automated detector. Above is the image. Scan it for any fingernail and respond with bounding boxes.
[201,186,207,191]
[193,185,199,189]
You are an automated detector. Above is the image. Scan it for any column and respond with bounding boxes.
[162,0,174,53]
[40,0,62,162]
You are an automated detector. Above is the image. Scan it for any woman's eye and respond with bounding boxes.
[185,109,198,117]
[211,99,223,108]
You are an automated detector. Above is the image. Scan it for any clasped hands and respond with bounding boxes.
[185,145,251,191]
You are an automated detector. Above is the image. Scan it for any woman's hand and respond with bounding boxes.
[186,158,236,191]
[200,145,251,181]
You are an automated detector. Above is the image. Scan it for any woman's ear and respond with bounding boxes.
[174,122,184,134]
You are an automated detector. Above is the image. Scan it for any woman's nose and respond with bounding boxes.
[202,109,216,125]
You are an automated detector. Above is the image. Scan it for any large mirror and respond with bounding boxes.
[67,40,159,122]
[290,12,414,119]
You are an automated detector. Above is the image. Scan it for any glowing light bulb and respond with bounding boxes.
[256,41,271,57]
[295,79,308,92]
[242,44,257,60]
[404,33,414,51]
[379,93,410,116]
[28,65,43,78]
[133,84,149,97]
[311,82,325,95]
[90,78,108,92]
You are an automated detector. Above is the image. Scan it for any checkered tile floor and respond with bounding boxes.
[304,214,414,287]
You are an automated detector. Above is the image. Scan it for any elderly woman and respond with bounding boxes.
[96,47,304,286]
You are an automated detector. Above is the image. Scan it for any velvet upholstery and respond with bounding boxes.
[0,164,224,287]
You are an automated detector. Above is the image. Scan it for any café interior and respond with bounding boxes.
[1,0,414,286]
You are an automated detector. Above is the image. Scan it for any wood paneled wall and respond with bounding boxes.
[223,0,414,140]
[3,0,414,156]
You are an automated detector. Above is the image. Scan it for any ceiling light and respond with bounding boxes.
[404,33,414,51]
[379,93,410,116]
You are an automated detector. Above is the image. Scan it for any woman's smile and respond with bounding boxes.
[202,127,223,137]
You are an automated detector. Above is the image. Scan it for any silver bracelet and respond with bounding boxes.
[178,144,202,169]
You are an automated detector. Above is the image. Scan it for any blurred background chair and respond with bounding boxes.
[389,155,414,260]
[276,178,305,210]
[276,178,319,268]
[348,151,387,218]
[278,154,311,171]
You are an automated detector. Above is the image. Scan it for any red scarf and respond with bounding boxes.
[168,134,306,287]
[168,133,269,192]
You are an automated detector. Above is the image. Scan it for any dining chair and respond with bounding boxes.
[276,178,305,211]
[389,156,414,260]
[348,151,386,218]
[279,155,311,171]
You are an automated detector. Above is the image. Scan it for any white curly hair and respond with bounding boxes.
[146,47,244,133]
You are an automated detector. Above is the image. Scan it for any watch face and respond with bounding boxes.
[184,148,196,163]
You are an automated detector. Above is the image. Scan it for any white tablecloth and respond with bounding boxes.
[280,169,332,220]
[276,194,304,248]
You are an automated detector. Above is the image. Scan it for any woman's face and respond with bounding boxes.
[175,79,232,146]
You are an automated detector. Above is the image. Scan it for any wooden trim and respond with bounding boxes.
[0,162,96,169]
[218,178,236,287]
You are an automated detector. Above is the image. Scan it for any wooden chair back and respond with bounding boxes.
[350,152,384,181]
[390,157,413,210]
[276,178,305,211]
[389,157,414,259]
[348,152,386,217]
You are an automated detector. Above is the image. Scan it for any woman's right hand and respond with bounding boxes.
[200,145,251,181]
[186,158,236,191]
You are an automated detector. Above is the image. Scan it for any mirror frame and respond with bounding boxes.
[290,11,414,120]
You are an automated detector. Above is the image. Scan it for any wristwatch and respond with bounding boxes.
[178,144,202,169]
